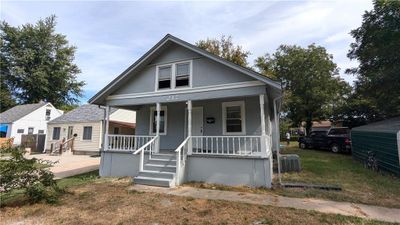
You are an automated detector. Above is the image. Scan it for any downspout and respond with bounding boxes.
[273,95,283,185]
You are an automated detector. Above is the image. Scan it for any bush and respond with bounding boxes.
[0,146,59,204]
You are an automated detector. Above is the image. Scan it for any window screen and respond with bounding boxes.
[158,66,171,89]
[17,129,24,134]
[83,126,92,140]
[175,63,190,87]
[52,127,61,140]
[225,106,242,133]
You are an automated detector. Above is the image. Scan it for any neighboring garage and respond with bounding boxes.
[351,117,400,176]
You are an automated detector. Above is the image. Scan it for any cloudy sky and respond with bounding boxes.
[1,0,373,103]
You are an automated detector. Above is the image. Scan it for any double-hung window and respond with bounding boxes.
[52,127,61,140]
[149,106,167,135]
[222,101,246,135]
[45,109,51,121]
[83,126,92,140]
[175,62,190,87]
[157,65,172,89]
[156,61,191,90]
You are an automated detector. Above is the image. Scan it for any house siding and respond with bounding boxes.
[46,121,103,154]
[186,156,272,188]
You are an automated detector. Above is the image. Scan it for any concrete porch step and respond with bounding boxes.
[146,158,176,166]
[150,153,176,160]
[138,170,175,179]
[133,176,173,187]
[144,164,176,173]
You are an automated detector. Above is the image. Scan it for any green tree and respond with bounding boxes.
[0,15,85,109]
[347,0,400,118]
[256,44,350,133]
[196,35,250,67]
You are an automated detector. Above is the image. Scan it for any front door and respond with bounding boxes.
[191,107,203,136]
[67,126,74,139]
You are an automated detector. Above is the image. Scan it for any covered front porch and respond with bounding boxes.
[101,94,277,187]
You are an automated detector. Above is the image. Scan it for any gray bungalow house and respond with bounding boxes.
[89,34,282,188]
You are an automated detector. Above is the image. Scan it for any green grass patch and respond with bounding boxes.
[276,143,400,208]
[56,170,99,189]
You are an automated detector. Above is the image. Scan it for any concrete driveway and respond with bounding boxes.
[25,154,100,179]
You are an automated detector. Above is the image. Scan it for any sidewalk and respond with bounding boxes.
[129,185,400,224]
[25,154,100,179]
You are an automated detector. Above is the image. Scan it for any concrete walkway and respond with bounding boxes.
[130,185,400,224]
[25,154,100,179]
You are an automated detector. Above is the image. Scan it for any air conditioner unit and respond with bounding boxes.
[280,154,301,173]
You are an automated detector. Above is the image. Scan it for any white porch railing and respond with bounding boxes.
[107,135,154,151]
[133,136,159,172]
[191,135,271,156]
[175,136,191,185]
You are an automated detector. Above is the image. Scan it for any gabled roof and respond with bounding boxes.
[89,34,281,105]
[0,102,47,124]
[48,104,118,124]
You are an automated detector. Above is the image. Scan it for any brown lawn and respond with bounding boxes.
[0,177,394,225]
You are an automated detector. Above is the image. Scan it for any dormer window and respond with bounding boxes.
[175,62,190,87]
[158,65,172,89]
[156,60,192,91]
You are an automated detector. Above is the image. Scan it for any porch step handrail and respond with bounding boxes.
[133,136,159,172]
[175,136,191,185]
[107,135,154,151]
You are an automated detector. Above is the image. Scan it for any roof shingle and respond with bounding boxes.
[48,104,116,124]
[0,102,47,124]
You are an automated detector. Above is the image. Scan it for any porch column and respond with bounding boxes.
[155,102,161,153]
[187,100,192,155]
[259,94,268,157]
[104,105,110,151]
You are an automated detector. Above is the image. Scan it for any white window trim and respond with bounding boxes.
[155,60,192,91]
[149,106,168,135]
[222,101,246,135]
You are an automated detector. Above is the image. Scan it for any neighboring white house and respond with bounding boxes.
[0,102,64,145]
[46,104,136,155]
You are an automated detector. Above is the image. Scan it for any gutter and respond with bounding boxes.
[273,95,283,185]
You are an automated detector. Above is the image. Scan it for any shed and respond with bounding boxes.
[351,117,400,176]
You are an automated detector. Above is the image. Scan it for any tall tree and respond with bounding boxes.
[0,15,85,109]
[196,35,250,67]
[256,44,350,133]
[347,0,400,118]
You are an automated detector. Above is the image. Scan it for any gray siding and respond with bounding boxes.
[111,43,255,96]
[100,151,141,177]
[135,96,271,150]
[186,156,272,187]
[193,57,253,87]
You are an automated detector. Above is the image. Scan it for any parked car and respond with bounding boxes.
[298,127,351,153]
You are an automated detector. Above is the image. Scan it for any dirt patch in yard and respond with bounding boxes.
[0,178,393,225]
